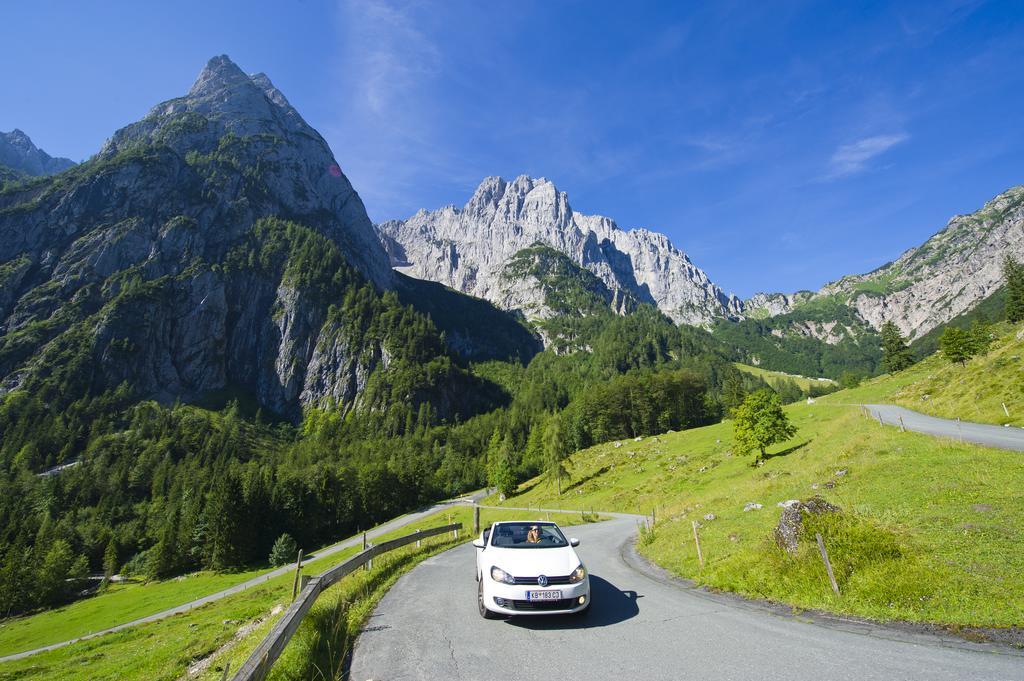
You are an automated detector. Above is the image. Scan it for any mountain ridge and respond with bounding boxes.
[744,184,1024,340]
[378,175,743,330]
[0,129,75,177]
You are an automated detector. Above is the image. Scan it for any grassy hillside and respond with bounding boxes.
[891,323,1024,427]
[0,507,592,680]
[485,335,1024,629]
[733,362,835,392]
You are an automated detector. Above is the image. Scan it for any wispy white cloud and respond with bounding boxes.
[347,0,440,116]
[326,0,479,218]
[826,133,909,178]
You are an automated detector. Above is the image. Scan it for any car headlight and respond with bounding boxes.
[490,566,515,584]
[569,564,587,583]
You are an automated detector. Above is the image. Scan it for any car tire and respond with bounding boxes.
[478,580,500,619]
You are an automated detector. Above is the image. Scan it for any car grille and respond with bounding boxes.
[512,574,573,585]
[508,598,577,611]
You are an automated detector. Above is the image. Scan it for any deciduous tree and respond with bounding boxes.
[732,389,797,464]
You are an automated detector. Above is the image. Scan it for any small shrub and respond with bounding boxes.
[269,533,299,567]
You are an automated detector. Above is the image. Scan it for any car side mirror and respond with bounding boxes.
[472,538,485,549]
[570,538,580,547]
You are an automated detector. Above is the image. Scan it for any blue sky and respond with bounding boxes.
[2,1,1023,297]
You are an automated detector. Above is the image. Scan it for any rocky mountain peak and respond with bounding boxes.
[97,54,392,288]
[378,175,742,328]
[0,129,75,176]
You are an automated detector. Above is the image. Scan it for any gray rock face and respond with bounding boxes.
[0,56,419,421]
[744,186,1024,340]
[378,176,742,326]
[101,55,392,290]
[773,496,840,554]
[0,129,75,177]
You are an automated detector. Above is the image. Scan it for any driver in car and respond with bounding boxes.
[526,525,541,543]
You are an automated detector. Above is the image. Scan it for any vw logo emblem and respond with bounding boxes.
[538,575,548,587]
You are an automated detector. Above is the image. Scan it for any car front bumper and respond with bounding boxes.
[485,577,591,615]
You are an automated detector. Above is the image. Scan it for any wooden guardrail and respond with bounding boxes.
[230,522,462,681]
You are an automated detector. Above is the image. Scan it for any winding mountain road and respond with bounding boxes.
[865,404,1024,451]
[349,514,1022,681]
[0,493,485,664]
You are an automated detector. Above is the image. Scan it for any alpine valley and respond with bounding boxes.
[0,53,1020,621]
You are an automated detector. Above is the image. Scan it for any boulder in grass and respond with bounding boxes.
[773,495,840,554]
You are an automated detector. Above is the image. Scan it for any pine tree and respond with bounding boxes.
[939,326,973,366]
[35,540,76,606]
[1004,255,1024,323]
[205,472,249,570]
[720,375,747,416]
[732,389,798,464]
[967,320,993,356]
[541,413,571,495]
[102,538,119,580]
[485,431,517,499]
[269,533,299,567]
[521,422,545,476]
[147,505,181,579]
[880,321,914,373]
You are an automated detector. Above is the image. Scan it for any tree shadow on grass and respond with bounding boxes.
[763,440,810,461]
[501,575,641,630]
[562,465,611,495]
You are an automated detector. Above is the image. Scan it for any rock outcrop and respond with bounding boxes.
[378,176,742,327]
[773,496,840,554]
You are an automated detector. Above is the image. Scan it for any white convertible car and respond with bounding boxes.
[473,520,590,618]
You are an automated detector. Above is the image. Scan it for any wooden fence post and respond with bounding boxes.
[1003,402,1010,418]
[290,549,304,601]
[220,662,231,681]
[877,413,884,426]
[691,521,704,569]
[899,416,905,433]
[473,504,480,535]
[362,532,369,571]
[652,507,656,528]
[815,533,840,597]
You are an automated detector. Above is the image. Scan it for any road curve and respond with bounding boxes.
[865,404,1024,452]
[0,492,486,664]
[349,515,1022,681]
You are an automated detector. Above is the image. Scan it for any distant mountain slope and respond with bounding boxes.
[0,129,75,176]
[377,175,742,328]
[744,186,1024,341]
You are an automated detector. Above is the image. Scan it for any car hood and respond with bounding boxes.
[484,545,581,578]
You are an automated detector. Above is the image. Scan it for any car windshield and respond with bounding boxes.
[489,522,568,549]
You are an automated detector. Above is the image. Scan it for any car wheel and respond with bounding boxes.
[478,580,499,619]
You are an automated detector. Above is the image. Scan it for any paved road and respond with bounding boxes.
[866,404,1024,452]
[349,515,1022,681]
[0,492,486,663]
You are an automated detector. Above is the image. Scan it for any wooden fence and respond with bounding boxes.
[230,522,462,681]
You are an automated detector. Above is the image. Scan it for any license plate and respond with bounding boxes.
[527,590,562,601]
